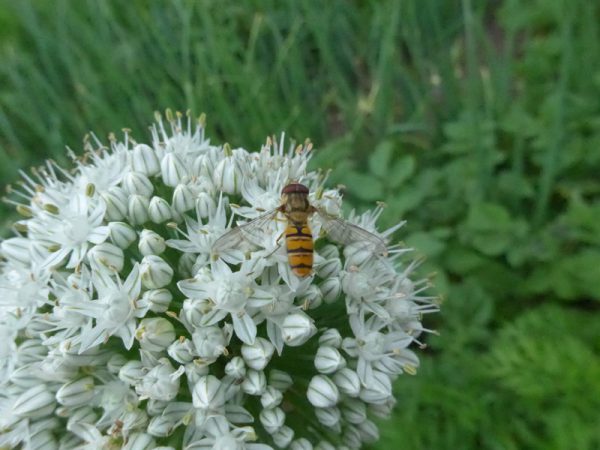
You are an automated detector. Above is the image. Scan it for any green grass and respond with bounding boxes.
[1,0,600,449]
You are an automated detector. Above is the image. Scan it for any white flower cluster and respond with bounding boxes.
[0,112,437,449]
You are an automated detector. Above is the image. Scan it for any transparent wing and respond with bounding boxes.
[212,209,279,254]
[316,210,388,255]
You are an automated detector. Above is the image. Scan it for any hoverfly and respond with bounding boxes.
[212,183,387,277]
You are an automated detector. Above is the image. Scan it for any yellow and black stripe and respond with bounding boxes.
[285,222,314,277]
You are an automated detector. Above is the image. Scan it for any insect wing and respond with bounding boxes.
[317,211,387,255]
[212,209,278,254]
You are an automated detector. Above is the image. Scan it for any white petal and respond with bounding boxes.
[88,226,110,244]
[124,264,141,299]
[41,247,69,270]
[357,358,374,385]
[233,313,257,345]
[79,323,108,353]
[118,319,137,350]
[177,278,209,299]
[166,239,200,253]
[92,263,117,297]
[267,320,284,355]
[66,243,88,268]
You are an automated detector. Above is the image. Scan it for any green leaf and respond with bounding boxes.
[388,154,416,189]
[526,250,600,301]
[462,202,528,256]
[344,171,384,202]
[443,244,488,275]
[406,231,446,258]
[367,140,394,178]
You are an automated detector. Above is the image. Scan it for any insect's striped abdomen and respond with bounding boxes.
[285,222,313,277]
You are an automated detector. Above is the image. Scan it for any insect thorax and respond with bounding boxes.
[281,192,311,217]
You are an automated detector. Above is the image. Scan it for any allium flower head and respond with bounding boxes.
[0,111,437,449]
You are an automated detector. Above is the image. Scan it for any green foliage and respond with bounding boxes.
[1,0,600,449]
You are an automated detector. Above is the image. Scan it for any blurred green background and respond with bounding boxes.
[1,0,600,448]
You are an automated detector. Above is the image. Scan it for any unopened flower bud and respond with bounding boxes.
[66,406,97,429]
[178,252,196,278]
[269,370,293,392]
[272,425,294,448]
[359,371,392,404]
[224,356,246,379]
[107,354,128,374]
[298,285,323,310]
[102,189,128,221]
[315,406,341,428]
[123,172,154,197]
[316,258,342,279]
[185,363,210,387]
[213,155,239,194]
[108,221,137,249]
[314,346,346,374]
[140,255,173,289]
[333,368,361,398]
[138,229,166,256]
[241,337,275,371]
[341,398,367,424]
[13,384,56,418]
[148,414,175,437]
[128,195,150,225]
[368,398,396,419]
[290,438,314,450]
[192,375,225,410]
[136,318,175,352]
[167,338,195,364]
[29,430,56,450]
[88,242,124,272]
[56,377,95,407]
[196,192,216,218]
[319,329,342,348]
[320,277,341,303]
[358,419,380,444]
[132,144,160,176]
[119,360,145,385]
[342,427,362,449]
[307,375,339,408]
[123,432,156,450]
[161,152,187,187]
[137,360,182,402]
[172,184,195,214]
[282,312,316,346]
[192,326,228,360]
[146,399,169,416]
[260,386,283,409]
[148,196,172,223]
[142,289,172,313]
[344,242,374,267]
[242,369,266,396]
[260,407,285,434]
[318,244,340,260]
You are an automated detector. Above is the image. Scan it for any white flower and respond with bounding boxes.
[30,193,109,269]
[178,260,271,345]
[0,113,435,449]
[76,264,144,352]
[342,313,413,385]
